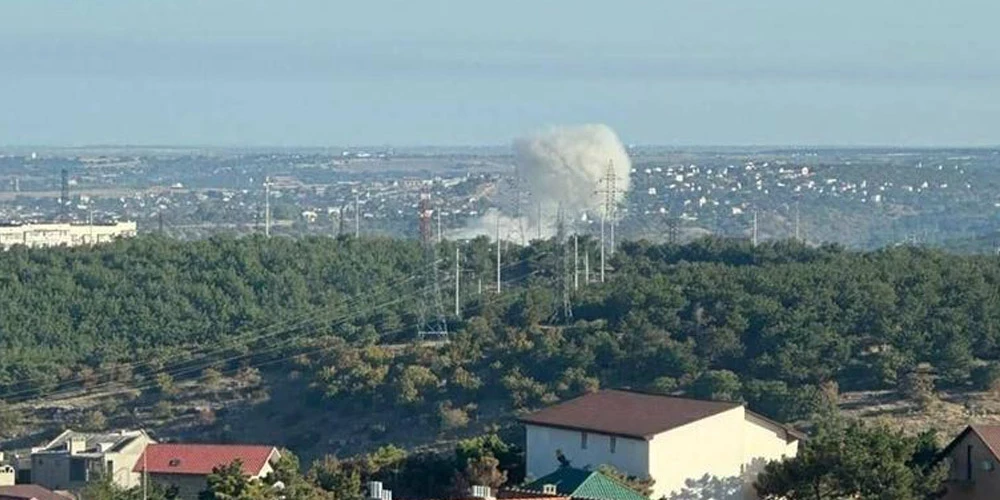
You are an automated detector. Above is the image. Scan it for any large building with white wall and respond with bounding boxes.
[0,222,137,249]
[520,389,803,500]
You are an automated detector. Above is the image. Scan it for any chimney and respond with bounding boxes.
[470,485,494,500]
[67,436,87,455]
[542,484,557,495]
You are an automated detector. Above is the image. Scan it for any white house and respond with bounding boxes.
[520,389,802,500]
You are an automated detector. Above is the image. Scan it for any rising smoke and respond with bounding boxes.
[457,124,631,240]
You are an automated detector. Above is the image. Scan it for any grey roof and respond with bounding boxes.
[36,429,148,455]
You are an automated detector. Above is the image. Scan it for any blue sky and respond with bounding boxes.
[1,0,997,146]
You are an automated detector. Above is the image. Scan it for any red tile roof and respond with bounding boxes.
[0,484,73,500]
[519,389,741,439]
[972,425,1000,460]
[133,443,278,476]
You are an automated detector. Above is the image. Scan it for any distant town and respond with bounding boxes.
[0,147,998,251]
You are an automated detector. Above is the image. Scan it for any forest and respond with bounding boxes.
[2,234,997,498]
[1,234,999,421]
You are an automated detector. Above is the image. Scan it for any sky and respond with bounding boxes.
[1,0,998,147]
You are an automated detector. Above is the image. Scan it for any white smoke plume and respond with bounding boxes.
[455,124,631,241]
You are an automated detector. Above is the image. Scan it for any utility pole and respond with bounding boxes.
[573,235,579,290]
[597,159,617,280]
[496,214,501,294]
[600,215,606,283]
[606,161,618,255]
[264,177,271,238]
[437,210,443,244]
[158,212,164,234]
[354,192,360,238]
[454,246,460,317]
[584,249,590,285]
[752,210,758,247]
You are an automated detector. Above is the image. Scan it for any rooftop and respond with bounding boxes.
[134,443,278,476]
[519,389,740,440]
[517,467,648,500]
[36,429,148,455]
[0,484,74,500]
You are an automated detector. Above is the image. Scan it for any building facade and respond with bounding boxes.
[521,390,801,500]
[0,222,137,249]
[28,430,153,492]
[938,425,1000,500]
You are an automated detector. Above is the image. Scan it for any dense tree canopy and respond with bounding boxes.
[755,417,946,499]
[2,235,999,427]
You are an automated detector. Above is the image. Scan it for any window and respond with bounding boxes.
[967,445,974,481]
[610,436,617,454]
[581,432,588,450]
[106,460,114,473]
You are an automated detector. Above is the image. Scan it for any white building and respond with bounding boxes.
[520,389,802,500]
[0,222,137,249]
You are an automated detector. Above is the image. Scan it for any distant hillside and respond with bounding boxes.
[4,235,1000,463]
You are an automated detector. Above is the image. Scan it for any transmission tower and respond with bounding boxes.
[666,216,680,245]
[417,189,448,341]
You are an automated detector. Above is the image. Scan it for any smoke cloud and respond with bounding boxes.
[456,124,631,240]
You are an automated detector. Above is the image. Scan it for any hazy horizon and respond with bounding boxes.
[2,0,998,147]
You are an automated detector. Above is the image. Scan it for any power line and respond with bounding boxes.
[3,251,552,405]
[0,257,446,401]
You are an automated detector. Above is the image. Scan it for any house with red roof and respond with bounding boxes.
[133,443,280,499]
[937,424,1000,499]
[519,389,803,500]
[0,484,74,500]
